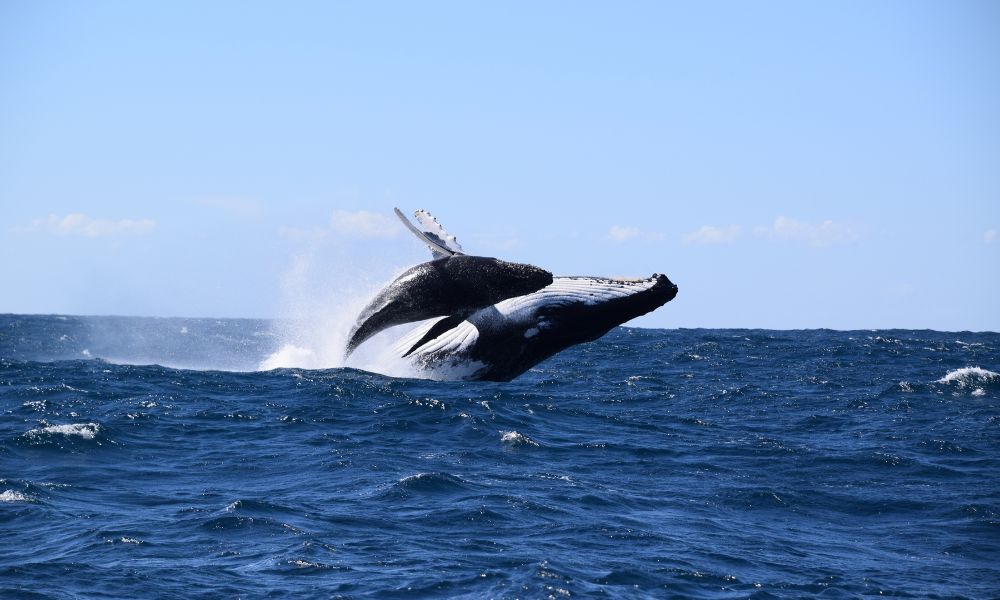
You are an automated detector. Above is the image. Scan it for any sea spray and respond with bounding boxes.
[258,246,425,377]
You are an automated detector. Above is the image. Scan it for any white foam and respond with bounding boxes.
[259,344,316,370]
[500,430,539,447]
[937,367,999,387]
[289,560,320,568]
[0,490,31,503]
[27,422,100,439]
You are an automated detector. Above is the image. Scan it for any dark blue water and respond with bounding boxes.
[2,314,998,599]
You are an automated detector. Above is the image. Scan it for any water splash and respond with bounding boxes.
[258,248,424,377]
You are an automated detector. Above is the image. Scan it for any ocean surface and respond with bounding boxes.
[1,313,998,599]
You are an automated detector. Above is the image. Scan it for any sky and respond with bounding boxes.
[1,0,998,330]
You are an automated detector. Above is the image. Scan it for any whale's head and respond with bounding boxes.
[514,273,678,346]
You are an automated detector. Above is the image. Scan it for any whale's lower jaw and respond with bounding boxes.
[396,274,678,381]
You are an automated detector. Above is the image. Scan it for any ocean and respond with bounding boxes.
[1,313,998,598]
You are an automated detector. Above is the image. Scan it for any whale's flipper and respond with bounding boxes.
[414,210,463,255]
[401,312,470,357]
[394,208,464,259]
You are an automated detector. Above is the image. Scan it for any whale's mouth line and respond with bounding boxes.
[559,273,667,284]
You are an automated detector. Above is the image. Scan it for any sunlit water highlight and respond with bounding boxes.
[1,314,998,598]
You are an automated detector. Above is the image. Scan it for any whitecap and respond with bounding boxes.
[937,367,999,388]
[500,431,539,447]
[27,422,100,440]
[0,490,32,503]
[288,560,320,568]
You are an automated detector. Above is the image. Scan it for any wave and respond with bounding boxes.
[384,472,474,497]
[0,490,33,503]
[500,430,539,447]
[25,422,101,440]
[937,367,999,388]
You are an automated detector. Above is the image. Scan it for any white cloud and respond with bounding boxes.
[683,225,741,245]
[985,229,997,245]
[608,225,641,242]
[754,216,861,247]
[20,213,156,237]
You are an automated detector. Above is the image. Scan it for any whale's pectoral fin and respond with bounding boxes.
[401,312,470,357]
[413,210,463,254]
[394,207,465,259]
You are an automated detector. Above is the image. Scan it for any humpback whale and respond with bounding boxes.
[346,209,678,380]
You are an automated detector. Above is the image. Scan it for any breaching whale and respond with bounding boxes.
[346,209,678,380]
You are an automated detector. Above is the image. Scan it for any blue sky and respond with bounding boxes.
[1,0,998,330]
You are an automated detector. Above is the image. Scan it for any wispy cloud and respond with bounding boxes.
[608,225,641,242]
[985,229,997,245]
[279,209,402,242]
[754,216,862,247]
[683,225,741,245]
[18,213,156,237]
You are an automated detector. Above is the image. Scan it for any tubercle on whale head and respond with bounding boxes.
[619,273,678,320]
[650,274,679,302]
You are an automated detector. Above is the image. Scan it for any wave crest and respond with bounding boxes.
[937,367,999,388]
[0,490,33,503]
[26,422,101,440]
